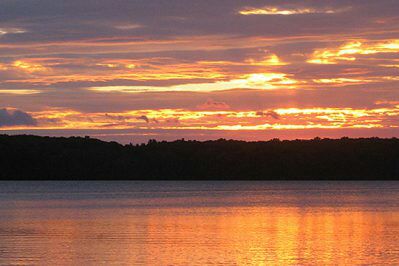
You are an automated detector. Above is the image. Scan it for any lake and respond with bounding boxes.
[0,181,398,265]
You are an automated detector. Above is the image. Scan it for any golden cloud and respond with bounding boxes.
[13,60,48,73]
[246,54,287,66]
[308,40,399,64]
[6,106,396,132]
[88,73,299,93]
[239,6,347,16]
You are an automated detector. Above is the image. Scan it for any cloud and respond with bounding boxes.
[105,113,126,121]
[197,99,230,110]
[0,90,41,95]
[307,40,399,64]
[88,73,298,93]
[0,27,26,36]
[246,53,286,66]
[256,110,280,120]
[0,108,37,127]
[13,60,47,73]
[165,118,180,124]
[136,115,160,124]
[1,0,399,141]
[137,115,150,123]
[114,24,142,30]
[239,6,349,16]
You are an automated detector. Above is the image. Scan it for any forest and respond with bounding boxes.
[1,135,398,180]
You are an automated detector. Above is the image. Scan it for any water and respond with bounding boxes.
[0,181,398,265]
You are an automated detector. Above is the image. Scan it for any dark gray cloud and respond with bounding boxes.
[197,99,230,110]
[0,108,37,127]
[0,0,398,44]
[137,115,149,123]
[256,110,280,119]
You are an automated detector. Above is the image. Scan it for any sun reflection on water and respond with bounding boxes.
[0,182,398,265]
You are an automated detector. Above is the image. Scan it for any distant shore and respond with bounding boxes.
[1,135,398,180]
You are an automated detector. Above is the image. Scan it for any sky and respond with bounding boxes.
[0,0,398,143]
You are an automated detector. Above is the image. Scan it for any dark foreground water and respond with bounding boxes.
[0,181,398,265]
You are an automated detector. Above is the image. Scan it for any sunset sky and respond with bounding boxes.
[1,0,398,143]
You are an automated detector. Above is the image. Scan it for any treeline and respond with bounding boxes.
[0,135,399,180]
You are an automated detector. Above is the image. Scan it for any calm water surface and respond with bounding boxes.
[0,181,398,265]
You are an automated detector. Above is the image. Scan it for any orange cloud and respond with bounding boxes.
[239,6,347,16]
[308,40,399,64]
[246,54,287,66]
[88,73,299,93]
[13,60,48,73]
[4,106,396,132]
[0,89,41,95]
[0,63,8,70]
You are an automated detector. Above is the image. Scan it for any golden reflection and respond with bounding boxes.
[0,188,398,265]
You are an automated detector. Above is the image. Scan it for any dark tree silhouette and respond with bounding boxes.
[0,135,398,180]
